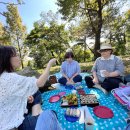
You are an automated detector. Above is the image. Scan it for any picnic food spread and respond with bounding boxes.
[61,94,78,107]
[66,108,80,117]
[80,94,99,107]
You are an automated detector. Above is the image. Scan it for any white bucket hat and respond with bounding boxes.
[98,44,113,52]
[66,48,72,52]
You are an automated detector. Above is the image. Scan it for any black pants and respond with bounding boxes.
[58,75,82,85]
[85,76,122,91]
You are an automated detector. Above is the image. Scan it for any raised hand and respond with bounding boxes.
[48,58,57,67]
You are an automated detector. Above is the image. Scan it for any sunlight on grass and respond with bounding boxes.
[37,62,94,74]
[37,57,130,75]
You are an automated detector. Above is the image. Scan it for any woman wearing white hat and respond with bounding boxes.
[85,44,124,94]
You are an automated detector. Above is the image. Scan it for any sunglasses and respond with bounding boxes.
[99,49,111,53]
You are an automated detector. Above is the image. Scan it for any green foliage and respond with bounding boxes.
[0,1,23,14]
[107,16,127,55]
[72,44,91,62]
[0,22,11,45]
[57,0,128,59]
[5,4,26,40]
[125,10,130,53]
[25,13,70,68]
[4,4,27,68]
[103,8,130,55]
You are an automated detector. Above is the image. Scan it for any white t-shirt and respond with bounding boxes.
[0,72,38,130]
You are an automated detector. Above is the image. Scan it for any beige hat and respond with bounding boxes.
[66,48,72,52]
[98,44,113,52]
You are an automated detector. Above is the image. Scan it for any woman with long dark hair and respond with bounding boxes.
[0,46,62,130]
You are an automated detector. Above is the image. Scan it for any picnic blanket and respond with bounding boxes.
[41,73,128,130]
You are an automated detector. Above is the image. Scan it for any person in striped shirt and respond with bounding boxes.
[85,44,124,94]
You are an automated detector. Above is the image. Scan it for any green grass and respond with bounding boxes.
[37,61,94,74]
[36,56,130,75]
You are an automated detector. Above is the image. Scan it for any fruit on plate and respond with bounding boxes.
[66,94,78,105]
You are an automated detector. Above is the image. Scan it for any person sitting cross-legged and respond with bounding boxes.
[85,43,124,94]
[58,48,82,85]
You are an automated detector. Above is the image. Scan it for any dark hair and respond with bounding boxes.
[64,52,74,59]
[0,46,16,75]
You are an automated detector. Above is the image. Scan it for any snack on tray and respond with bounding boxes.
[62,96,68,105]
[61,94,78,107]
[80,94,99,106]
[66,108,80,117]
[66,108,70,115]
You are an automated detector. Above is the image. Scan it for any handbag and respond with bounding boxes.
[125,74,130,82]
[49,75,57,84]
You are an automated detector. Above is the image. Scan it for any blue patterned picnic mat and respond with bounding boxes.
[41,73,128,130]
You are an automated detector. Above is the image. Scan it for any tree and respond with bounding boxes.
[68,18,94,61]
[72,43,91,62]
[0,0,24,17]
[57,0,127,59]
[103,15,127,55]
[0,22,11,45]
[4,4,27,68]
[25,18,70,68]
[125,9,130,53]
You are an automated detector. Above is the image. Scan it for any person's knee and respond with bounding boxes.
[73,75,82,82]
[78,75,82,81]
[102,78,119,91]
[58,77,67,85]
[85,76,91,82]
[84,76,94,88]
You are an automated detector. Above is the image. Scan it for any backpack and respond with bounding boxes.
[49,75,57,84]
[125,74,130,83]
[111,86,130,110]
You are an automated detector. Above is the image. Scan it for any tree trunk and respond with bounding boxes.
[51,51,58,65]
[93,0,102,60]
[94,33,101,60]
[17,36,24,69]
[83,36,86,62]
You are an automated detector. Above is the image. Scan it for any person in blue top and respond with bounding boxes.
[85,43,124,94]
[58,48,82,85]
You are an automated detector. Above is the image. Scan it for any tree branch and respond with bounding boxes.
[0,12,5,16]
[0,2,18,5]
[101,0,110,9]
[0,1,25,5]
[83,0,96,33]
